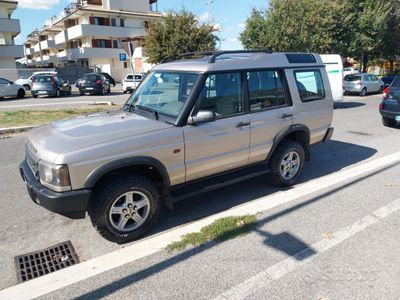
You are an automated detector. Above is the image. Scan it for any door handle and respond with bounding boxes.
[281,114,293,119]
[236,121,251,128]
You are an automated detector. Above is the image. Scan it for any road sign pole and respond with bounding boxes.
[128,43,136,89]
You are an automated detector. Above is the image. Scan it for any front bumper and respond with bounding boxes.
[19,159,91,219]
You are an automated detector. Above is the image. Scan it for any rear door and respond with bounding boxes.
[247,69,293,163]
[0,78,9,96]
[183,72,251,182]
[289,68,333,145]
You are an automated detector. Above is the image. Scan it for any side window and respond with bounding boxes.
[0,79,9,84]
[247,70,287,111]
[294,70,325,102]
[194,72,243,117]
[372,75,378,82]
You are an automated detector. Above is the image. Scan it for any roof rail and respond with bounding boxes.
[160,49,273,64]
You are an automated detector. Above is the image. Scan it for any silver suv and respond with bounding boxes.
[19,51,334,243]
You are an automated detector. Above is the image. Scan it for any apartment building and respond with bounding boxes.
[23,0,161,81]
[0,0,23,80]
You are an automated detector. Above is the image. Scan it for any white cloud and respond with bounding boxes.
[213,23,221,31]
[199,12,210,22]
[18,0,60,10]
[238,23,246,29]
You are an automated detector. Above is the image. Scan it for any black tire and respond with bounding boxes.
[379,86,384,94]
[382,117,396,128]
[269,140,305,187]
[17,89,25,99]
[100,86,105,95]
[55,89,61,98]
[360,88,367,97]
[123,90,127,94]
[108,87,111,94]
[88,175,161,244]
[79,90,84,96]
[32,94,38,98]
[67,87,72,95]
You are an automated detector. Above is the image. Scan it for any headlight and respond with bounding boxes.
[38,161,71,192]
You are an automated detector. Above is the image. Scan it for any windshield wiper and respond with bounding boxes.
[134,104,159,120]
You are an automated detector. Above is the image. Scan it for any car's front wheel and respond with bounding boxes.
[269,140,305,187]
[360,88,367,97]
[17,89,25,99]
[89,175,161,243]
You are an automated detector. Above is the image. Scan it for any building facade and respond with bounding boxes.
[22,0,161,81]
[0,0,23,80]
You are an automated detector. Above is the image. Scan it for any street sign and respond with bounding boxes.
[119,53,127,61]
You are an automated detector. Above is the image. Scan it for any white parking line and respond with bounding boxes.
[1,151,400,300]
[0,101,94,109]
[214,198,400,300]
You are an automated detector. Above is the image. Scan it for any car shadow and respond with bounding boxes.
[150,140,376,237]
[334,102,366,109]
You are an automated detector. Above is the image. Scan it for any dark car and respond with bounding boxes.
[381,75,395,88]
[76,73,111,95]
[31,75,71,98]
[101,72,116,87]
[380,76,400,128]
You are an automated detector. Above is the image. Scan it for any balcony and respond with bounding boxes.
[0,45,24,58]
[40,40,57,50]
[24,47,34,55]
[0,18,20,36]
[57,47,125,60]
[55,31,67,45]
[33,43,41,53]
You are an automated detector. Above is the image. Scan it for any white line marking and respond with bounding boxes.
[1,151,400,300]
[0,101,94,109]
[214,199,400,300]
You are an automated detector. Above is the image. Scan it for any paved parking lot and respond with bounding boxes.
[1,94,400,298]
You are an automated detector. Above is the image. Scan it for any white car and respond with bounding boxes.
[0,78,26,99]
[343,67,359,77]
[122,73,144,93]
[14,71,57,90]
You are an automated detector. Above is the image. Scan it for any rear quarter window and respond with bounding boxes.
[391,77,400,88]
[294,70,325,102]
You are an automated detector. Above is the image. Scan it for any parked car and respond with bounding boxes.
[381,75,395,88]
[380,76,400,127]
[31,75,72,98]
[122,73,144,93]
[343,67,359,77]
[19,51,334,243]
[76,73,111,95]
[14,71,57,90]
[0,78,25,99]
[344,73,384,96]
[101,72,116,87]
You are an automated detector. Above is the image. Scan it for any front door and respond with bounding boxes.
[183,72,250,182]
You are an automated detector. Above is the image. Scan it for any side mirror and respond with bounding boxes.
[188,110,216,125]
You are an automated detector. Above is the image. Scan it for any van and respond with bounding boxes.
[321,54,344,103]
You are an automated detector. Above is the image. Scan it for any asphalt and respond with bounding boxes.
[0,94,400,298]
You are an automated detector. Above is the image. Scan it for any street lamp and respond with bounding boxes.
[205,0,214,23]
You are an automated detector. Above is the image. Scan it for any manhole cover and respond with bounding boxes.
[15,241,80,282]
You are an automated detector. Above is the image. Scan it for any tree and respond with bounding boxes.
[144,10,219,64]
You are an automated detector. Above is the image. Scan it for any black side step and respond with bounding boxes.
[169,163,270,203]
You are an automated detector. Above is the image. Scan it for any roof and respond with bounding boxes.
[154,51,324,73]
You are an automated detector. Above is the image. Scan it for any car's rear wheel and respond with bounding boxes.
[88,175,161,243]
[382,117,396,128]
[17,89,25,99]
[107,87,111,93]
[269,140,305,187]
[55,89,61,98]
[79,90,84,96]
[379,86,384,94]
[360,88,367,97]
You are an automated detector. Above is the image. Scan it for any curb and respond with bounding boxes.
[0,125,35,135]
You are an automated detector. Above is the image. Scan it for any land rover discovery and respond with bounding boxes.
[20,51,334,243]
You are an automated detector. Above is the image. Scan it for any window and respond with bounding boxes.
[247,70,287,111]
[120,18,125,27]
[111,18,117,27]
[0,78,10,84]
[294,70,325,102]
[126,72,199,118]
[123,62,128,69]
[194,73,243,117]
[92,39,112,48]
[112,40,119,48]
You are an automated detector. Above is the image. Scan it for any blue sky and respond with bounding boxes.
[13,0,268,50]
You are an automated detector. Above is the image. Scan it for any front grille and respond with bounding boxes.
[26,146,39,179]
[15,241,80,282]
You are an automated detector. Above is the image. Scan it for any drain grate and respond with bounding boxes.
[14,241,80,282]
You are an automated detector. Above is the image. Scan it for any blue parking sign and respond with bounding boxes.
[119,53,127,61]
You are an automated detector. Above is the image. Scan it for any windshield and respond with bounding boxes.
[125,71,199,119]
